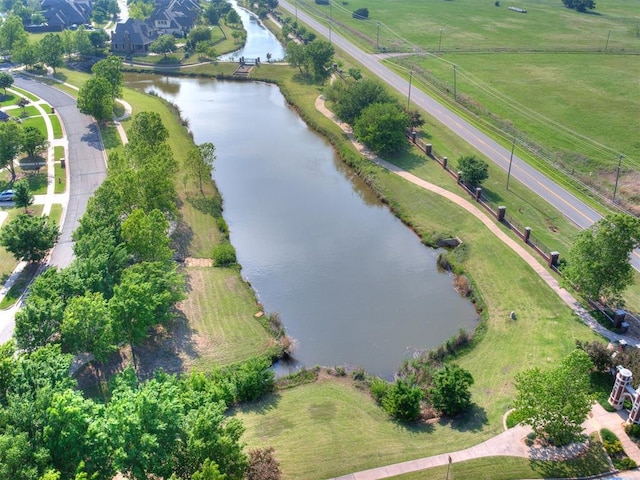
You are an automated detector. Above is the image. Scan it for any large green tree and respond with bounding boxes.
[0,120,22,181]
[514,349,594,446]
[429,363,474,416]
[0,213,59,262]
[13,179,33,212]
[327,78,392,126]
[0,72,13,95]
[354,102,409,155]
[91,56,124,99]
[121,208,173,263]
[77,76,114,123]
[38,33,64,73]
[0,14,27,51]
[304,40,334,82]
[150,34,176,57]
[186,142,216,194]
[563,213,640,305]
[21,124,49,158]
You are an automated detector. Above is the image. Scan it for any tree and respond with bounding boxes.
[0,72,13,95]
[38,34,64,73]
[21,124,49,159]
[187,26,212,50]
[77,76,114,123]
[186,142,216,194]
[380,377,423,421]
[429,363,474,416]
[304,40,334,82]
[514,349,594,446]
[563,213,640,305]
[0,214,59,262]
[225,9,240,24]
[354,102,410,155]
[13,179,33,212]
[61,292,114,362]
[91,56,123,99]
[562,0,595,12]
[0,15,28,51]
[327,78,392,125]
[121,208,173,263]
[284,41,306,76]
[245,447,281,480]
[457,155,489,187]
[12,40,39,69]
[73,27,93,58]
[0,120,21,181]
[191,459,227,480]
[127,111,169,149]
[88,29,110,54]
[151,34,176,57]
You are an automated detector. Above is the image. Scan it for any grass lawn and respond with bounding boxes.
[48,203,63,225]
[20,116,47,136]
[8,87,39,102]
[177,266,274,369]
[8,106,39,118]
[49,114,63,138]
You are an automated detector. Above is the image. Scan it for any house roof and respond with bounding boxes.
[111,18,156,46]
[41,0,91,27]
[0,111,10,122]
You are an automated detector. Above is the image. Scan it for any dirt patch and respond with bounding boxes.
[185,257,213,267]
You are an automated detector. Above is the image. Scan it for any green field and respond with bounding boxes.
[287,0,640,211]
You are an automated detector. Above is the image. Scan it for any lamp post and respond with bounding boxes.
[295,0,298,23]
[506,137,516,190]
[453,64,457,101]
[439,28,443,52]
[613,154,623,202]
[329,23,332,43]
[605,30,611,52]
[407,70,413,109]
[376,22,380,50]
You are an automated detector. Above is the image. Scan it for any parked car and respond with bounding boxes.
[0,189,14,201]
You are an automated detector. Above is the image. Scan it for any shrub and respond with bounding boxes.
[625,423,640,439]
[216,216,229,237]
[352,7,368,18]
[246,446,282,480]
[370,377,389,403]
[212,242,236,266]
[617,457,637,470]
[381,377,423,421]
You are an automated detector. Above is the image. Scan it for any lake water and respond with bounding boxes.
[126,75,478,378]
[218,0,286,62]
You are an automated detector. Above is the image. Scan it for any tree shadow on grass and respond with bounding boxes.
[187,193,222,218]
[230,390,283,416]
[386,144,428,172]
[438,404,489,433]
[393,418,435,434]
[171,217,193,263]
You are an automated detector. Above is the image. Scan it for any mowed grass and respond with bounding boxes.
[399,53,640,174]
[178,266,274,368]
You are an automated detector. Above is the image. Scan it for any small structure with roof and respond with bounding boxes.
[609,365,640,424]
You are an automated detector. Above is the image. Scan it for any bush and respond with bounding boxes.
[352,7,368,18]
[617,457,637,470]
[625,423,640,439]
[381,377,423,421]
[246,446,282,480]
[216,216,229,238]
[370,377,389,402]
[212,242,236,266]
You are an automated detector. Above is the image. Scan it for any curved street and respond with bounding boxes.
[278,0,640,271]
[13,73,107,269]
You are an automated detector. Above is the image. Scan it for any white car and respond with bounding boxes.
[0,189,14,202]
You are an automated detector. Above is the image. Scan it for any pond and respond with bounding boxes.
[126,75,478,378]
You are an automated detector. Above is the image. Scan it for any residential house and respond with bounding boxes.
[111,18,156,54]
[40,0,91,30]
[110,0,200,53]
[0,111,9,122]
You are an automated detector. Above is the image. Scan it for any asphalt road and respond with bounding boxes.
[13,73,107,269]
[278,1,640,271]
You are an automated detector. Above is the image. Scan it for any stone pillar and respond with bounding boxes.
[524,227,531,243]
[475,187,482,201]
[549,251,559,268]
[457,172,462,184]
[411,131,417,143]
[629,395,640,425]
[609,367,633,410]
[425,144,432,156]
[498,206,506,221]
[442,157,448,169]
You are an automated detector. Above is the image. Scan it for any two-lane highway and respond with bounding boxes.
[278,1,640,270]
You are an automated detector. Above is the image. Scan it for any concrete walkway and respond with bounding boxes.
[314,95,637,348]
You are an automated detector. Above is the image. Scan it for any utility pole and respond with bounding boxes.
[329,23,332,43]
[605,30,611,52]
[453,65,457,101]
[613,154,623,202]
[376,22,380,50]
[439,28,443,52]
[407,70,413,109]
[506,137,516,190]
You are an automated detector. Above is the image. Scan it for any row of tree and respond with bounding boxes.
[0,114,49,181]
